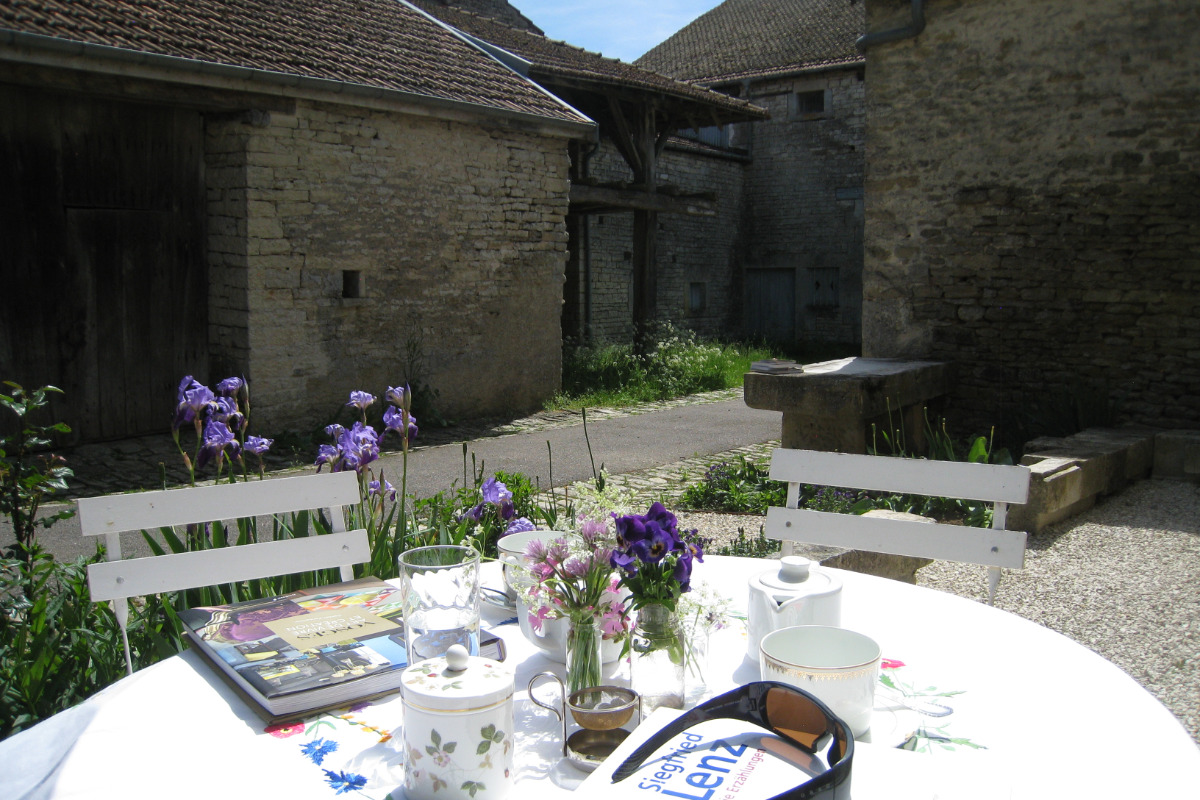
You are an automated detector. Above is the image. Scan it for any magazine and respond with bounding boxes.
[179,577,411,724]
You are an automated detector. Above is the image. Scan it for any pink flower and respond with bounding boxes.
[528,605,552,633]
[882,658,906,670]
[265,721,305,738]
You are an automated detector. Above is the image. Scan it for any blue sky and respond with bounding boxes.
[513,1,724,63]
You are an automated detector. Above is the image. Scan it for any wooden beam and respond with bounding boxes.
[569,183,717,215]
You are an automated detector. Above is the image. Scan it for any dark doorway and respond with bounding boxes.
[744,267,796,344]
[0,86,207,441]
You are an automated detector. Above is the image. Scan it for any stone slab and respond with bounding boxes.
[1153,430,1200,483]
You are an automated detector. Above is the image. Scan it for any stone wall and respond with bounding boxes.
[741,67,866,349]
[573,140,746,342]
[862,0,1200,434]
[206,100,572,432]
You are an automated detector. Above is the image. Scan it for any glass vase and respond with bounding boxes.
[629,603,686,714]
[565,613,604,695]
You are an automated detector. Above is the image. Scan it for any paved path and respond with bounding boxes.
[8,388,783,562]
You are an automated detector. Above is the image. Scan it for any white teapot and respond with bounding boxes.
[746,556,842,660]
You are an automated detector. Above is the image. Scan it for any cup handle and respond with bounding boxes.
[527,671,567,755]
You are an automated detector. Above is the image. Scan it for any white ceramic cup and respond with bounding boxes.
[496,530,568,599]
[759,625,881,738]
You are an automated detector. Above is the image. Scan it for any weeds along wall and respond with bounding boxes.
[862,0,1200,432]
[206,99,572,430]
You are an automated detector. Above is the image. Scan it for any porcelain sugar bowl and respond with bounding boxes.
[746,556,842,659]
[402,644,515,800]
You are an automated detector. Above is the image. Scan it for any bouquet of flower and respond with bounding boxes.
[520,520,627,691]
[609,501,704,613]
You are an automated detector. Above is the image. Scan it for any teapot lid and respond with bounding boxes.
[402,644,514,711]
[753,556,840,594]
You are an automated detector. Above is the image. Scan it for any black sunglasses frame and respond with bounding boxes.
[610,682,854,800]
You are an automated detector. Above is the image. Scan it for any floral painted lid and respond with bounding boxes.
[401,645,514,712]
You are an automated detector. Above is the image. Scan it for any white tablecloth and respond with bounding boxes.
[3,556,1196,799]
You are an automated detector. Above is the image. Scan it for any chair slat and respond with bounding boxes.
[78,472,360,536]
[765,507,1026,569]
[768,448,1031,504]
[87,529,370,602]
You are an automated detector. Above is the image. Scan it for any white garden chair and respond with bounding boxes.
[764,448,1031,604]
[79,471,369,675]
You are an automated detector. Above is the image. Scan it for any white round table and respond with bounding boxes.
[2,556,1195,799]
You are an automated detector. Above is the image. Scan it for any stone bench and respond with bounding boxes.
[1010,426,1200,533]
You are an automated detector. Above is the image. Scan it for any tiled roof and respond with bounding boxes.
[0,0,590,126]
[636,0,865,84]
[414,2,767,122]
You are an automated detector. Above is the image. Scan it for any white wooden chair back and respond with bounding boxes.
[764,449,1031,604]
[78,471,370,675]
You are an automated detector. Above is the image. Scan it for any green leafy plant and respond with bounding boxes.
[681,455,787,514]
[0,382,75,572]
[554,324,780,410]
[713,526,780,558]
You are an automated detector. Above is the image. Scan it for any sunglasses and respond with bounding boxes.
[610,682,854,800]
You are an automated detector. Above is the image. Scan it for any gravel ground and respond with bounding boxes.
[677,480,1200,746]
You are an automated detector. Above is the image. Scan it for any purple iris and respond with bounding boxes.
[314,443,340,472]
[216,377,244,396]
[481,478,512,505]
[347,391,376,410]
[336,422,380,474]
[386,384,412,411]
[245,436,273,455]
[383,406,419,441]
[368,478,396,501]
[504,516,535,535]
[196,419,240,469]
[173,376,214,431]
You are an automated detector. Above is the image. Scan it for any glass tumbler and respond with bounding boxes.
[398,545,481,663]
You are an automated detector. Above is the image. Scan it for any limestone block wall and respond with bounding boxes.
[862,0,1200,433]
[206,100,571,432]
[742,67,866,348]
[575,140,746,342]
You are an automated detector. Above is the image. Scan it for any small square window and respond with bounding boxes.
[342,270,364,299]
[791,89,827,119]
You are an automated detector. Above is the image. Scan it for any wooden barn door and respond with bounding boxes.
[0,86,206,442]
[744,267,796,344]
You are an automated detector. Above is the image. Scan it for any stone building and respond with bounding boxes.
[638,0,867,350]
[860,0,1200,434]
[0,0,596,440]
[413,1,769,345]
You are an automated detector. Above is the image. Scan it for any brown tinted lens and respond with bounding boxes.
[764,686,827,749]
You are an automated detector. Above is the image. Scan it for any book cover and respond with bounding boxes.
[179,577,411,723]
[577,707,833,800]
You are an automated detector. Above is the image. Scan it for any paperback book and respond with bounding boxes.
[577,707,834,800]
[179,577,411,724]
